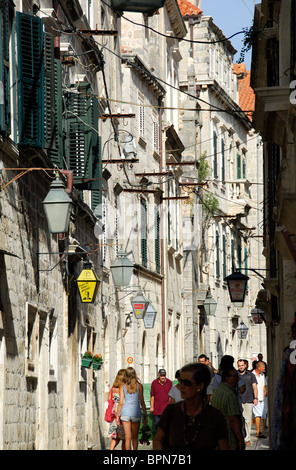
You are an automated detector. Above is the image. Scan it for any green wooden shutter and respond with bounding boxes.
[0,0,10,135]
[141,198,147,267]
[221,138,225,183]
[213,131,218,178]
[43,32,63,167]
[231,238,235,271]
[91,135,102,214]
[216,230,220,278]
[64,83,102,211]
[47,58,63,167]
[223,234,226,279]
[237,153,241,179]
[155,207,160,273]
[17,11,44,147]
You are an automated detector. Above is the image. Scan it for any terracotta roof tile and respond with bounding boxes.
[177,0,202,17]
[234,64,255,120]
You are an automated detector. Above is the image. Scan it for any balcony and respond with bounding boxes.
[111,0,165,14]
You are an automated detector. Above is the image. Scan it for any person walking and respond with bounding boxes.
[211,366,245,450]
[116,367,147,450]
[237,359,258,446]
[212,355,245,395]
[107,369,126,450]
[150,369,172,430]
[168,370,183,403]
[252,361,268,438]
[153,363,229,450]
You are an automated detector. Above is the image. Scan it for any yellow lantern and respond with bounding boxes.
[76,260,100,303]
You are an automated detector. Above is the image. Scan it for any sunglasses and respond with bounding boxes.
[178,378,196,387]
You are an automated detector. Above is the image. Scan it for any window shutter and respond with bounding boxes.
[17,11,44,147]
[223,234,227,279]
[213,131,218,178]
[43,32,63,167]
[64,84,101,197]
[221,138,225,183]
[231,239,235,271]
[155,207,160,273]
[216,230,220,278]
[91,135,102,214]
[141,198,147,267]
[237,153,241,179]
[47,58,63,167]
[0,0,10,135]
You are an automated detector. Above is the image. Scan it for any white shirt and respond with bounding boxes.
[252,371,266,401]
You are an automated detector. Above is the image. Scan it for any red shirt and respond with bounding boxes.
[151,378,173,415]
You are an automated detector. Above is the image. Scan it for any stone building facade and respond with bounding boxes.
[178,8,266,369]
[0,0,188,449]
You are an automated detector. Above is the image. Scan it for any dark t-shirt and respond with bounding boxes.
[158,402,228,450]
[238,370,257,403]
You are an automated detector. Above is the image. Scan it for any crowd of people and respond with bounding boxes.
[105,353,268,451]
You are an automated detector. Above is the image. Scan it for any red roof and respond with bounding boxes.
[177,0,202,17]
[233,63,255,120]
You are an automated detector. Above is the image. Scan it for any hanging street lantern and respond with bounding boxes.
[203,291,217,316]
[42,175,73,234]
[110,250,134,288]
[76,260,100,303]
[237,321,249,339]
[251,307,265,324]
[130,291,149,320]
[224,271,249,303]
[144,302,157,329]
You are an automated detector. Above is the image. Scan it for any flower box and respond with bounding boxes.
[82,351,93,368]
[92,354,103,370]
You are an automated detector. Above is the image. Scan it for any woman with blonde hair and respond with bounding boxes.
[107,369,126,450]
[116,367,147,450]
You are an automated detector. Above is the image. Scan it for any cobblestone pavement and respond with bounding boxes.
[245,425,269,450]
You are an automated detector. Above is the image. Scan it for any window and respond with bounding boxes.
[152,109,159,153]
[138,93,145,140]
[221,137,225,183]
[237,153,242,179]
[213,131,218,179]
[222,234,227,279]
[215,230,220,278]
[17,11,44,147]
[155,206,160,273]
[141,198,147,267]
[63,83,102,210]
[0,0,11,135]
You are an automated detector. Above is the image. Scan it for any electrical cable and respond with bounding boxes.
[101,0,252,45]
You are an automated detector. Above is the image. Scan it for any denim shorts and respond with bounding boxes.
[121,415,141,423]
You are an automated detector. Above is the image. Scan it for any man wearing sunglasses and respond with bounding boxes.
[211,366,245,450]
[150,369,172,430]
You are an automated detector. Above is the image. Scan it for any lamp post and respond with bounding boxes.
[224,270,249,303]
[203,291,217,316]
[130,291,149,319]
[42,175,73,233]
[110,250,134,288]
[76,259,100,303]
[237,321,248,339]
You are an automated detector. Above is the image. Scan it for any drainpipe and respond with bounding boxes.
[159,98,166,359]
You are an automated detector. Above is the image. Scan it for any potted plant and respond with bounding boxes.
[92,354,103,370]
[81,351,93,368]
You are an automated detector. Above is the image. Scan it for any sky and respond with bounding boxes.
[200,0,258,69]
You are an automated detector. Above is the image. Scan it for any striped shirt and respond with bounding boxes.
[211,382,242,449]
